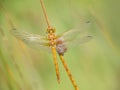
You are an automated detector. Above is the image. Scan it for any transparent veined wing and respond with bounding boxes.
[57,29,92,48]
[57,18,93,49]
[10,28,51,51]
[60,29,92,43]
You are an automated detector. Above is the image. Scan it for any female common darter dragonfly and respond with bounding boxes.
[1,0,93,90]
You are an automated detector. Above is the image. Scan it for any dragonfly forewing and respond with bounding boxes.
[58,29,92,49]
[11,28,51,52]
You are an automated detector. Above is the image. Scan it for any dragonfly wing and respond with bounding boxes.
[11,28,51,52]
[59,17,94,45]
[58,29,92,48]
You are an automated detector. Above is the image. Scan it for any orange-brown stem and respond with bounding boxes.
[59,55,79,90]
[52,47,60,83]
[40,0,51,29]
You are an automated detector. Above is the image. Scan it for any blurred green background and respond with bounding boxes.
[0,0,120,90]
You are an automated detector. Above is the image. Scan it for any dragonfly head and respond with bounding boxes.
[56,38,67,56]
[47,27,56,34]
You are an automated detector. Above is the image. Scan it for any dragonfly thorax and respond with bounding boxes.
[47,31,56,47]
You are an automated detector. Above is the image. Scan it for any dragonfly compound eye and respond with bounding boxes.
[56,43,67,56]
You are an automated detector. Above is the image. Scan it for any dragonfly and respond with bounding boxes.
[10,24,92,90]
[1,0,92,90]
[9,22,92,90]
